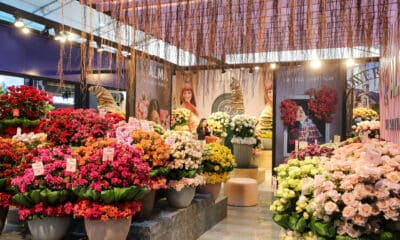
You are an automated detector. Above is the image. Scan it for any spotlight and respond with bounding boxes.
[310,59,322,69]
[22,27,30,34]
[97,46,105,52]
[14,18,24,28]
[67,32,78,41]
[346,58,355,68]
[55,31,66,42]
[270,63,277,70]
[254,66,260,71]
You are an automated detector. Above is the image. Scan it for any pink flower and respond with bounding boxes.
[385,171,400,183]
[340,179,354,191]
[342,206,356,219]
[324,201,338,215]
[384,209,399,220]
[377,200,389,211]
[346,225,361,238]
[388,197,400,210]
[341,192,357,207]
[353,214,367,226]
[376,189,390,199]
[358,203,372,218]
[321,181,335,191]
[326,190,341,202]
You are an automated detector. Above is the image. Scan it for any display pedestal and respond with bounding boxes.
[230,168,265,184]
[128,194,227,240]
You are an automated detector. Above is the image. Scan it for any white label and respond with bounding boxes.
[99,109,106,118]
[314,139,318,145]
[299,141,308,149]
[66,158,77,172]
[166,136,176,146]
[334,135,341,143]
[32,162,44,176]
[294,140,299,152]
[141,122,151,132]
[271,176,277,193]
[102,148,115,162]
[16,127,22,136]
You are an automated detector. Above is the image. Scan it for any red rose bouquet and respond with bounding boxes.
[11,145,75,221]
[0,137,28,207]
[280,99,298,127]
[38,108,124,146]
[71,138,150,220]
[0,85,53,136]
[288,144,334,160]
[308,86,338,123]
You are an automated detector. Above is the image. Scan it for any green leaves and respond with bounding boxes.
[310,217,336,238]
[13,189,71,207]
[73,186,147,203]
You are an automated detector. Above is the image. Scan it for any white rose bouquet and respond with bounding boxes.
[208,112,230,137]
[230,114,258,145]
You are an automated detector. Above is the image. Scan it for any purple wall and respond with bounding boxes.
[0,23,125,89]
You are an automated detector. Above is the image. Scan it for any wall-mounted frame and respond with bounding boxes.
[283,95,330,156]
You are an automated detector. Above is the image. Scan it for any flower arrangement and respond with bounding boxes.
[352,108,379,121]
[201,143,235,184]
[0,137,28,207]
[271,157,326,237]
[171,108,191,131]
[38,108,124,146]
[353,120,380,138]
[0,85,53,136]
[288,144,334,161]
[12,132,47,150]
[230,115,258,145]
[11,146,75,221]
[311,139,400,239]
[163,131,205,191]
[208,112,230,137]
[71,138,150,220]
[280,99,298,127]
[129,130,170,189]
[307,86,338,123]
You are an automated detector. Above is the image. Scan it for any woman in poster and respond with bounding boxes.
[147,99,161,124]
[293,106,322,144]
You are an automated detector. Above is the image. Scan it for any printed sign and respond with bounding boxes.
[333,135,341,143]
[271,176,277,193]
[102,148,115,162]
[66,158,77,172]
[12,109,20,117]
[32,162,44,176]
[299,141,308,149]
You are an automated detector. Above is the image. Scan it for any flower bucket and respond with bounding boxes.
[233,143,253,168]
[166,186,195,208]
[133,190,156,221]
[85,217,131,240]
[28,217,71,240]
[261,138,272,150]
[0,206,8,234]
[198,183,221,201]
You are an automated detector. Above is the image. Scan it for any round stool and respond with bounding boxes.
[224,178,258,206]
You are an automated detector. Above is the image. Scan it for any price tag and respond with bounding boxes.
[299,141,308,149]
[271,176,277,193]
[334,135,341,143]
[102,148,115,162]
[294,140,299,152]
[66,158,77,172]
[16,127,22,136]
[32,162,44,176]
[99,109,106,118]
[141,122,151,132]
[12,108,20,117]
[166,136,176,146]
[314,139,318,145]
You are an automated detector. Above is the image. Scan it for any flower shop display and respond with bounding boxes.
[71,138,150,240]
[163,131,205,208]
[171,108,191,131]
[0,137,28,233]
[0,85,53,136]
[270,157,326,238]
[311,138,400,239]
[38,108,124,146]
[280,99,299,127]
[208,111,230,138]
[200,143,235,200]
[307,86,338,123]
[11,145,75,239]
[353,120,380,138]
[12,132,48,150]
[352,107,379,121]
[288,144,334,161]
[230,115,258,168]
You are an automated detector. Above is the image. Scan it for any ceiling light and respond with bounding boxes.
[97,46,104,52]
[67,32,78,41]
[14,18,24,28]
[310,59,322,69]
[270,63,277,70]
[254,66,260,71]
[55,35,66,43]
[345,58,355,68]
[22,27,30,34]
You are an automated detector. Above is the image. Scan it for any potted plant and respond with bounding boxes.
[0,137,28,233]
[0,85,53,136]
[163,131,205,208]
[208,112,230,144]
[171,108,191,131]
[200,143,235,201]
[71,138,150,240]
[11,145,75,240]
[230,115,258,168]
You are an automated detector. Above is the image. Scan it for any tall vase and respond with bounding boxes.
[28,217,71,240]
[166,186,195,208]
[0,206,8,234]
[133,190,156,221]
[199,183,222,201]
[233,143,253,168]
[85,217,131,240]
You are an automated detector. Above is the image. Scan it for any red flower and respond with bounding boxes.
[307,86,338,123]
[280,99,298,127]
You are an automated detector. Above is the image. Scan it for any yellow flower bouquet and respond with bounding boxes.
[201,143,235,184]
[352,108,378,120]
